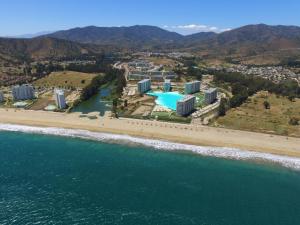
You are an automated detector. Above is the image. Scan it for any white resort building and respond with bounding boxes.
[12,84,35,101]
[185,81,201,94]
[204,88,217,104]
[176,95,196,116]
[54,89,67,109]
[163,79,171,92]
[0,91,4,102]
[138,79,151,94]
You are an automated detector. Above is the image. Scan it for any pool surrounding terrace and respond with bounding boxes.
[147,91,185,110]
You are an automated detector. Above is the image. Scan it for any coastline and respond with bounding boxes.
[0,108,300,158]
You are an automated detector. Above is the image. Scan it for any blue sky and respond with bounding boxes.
[1,0,300,36]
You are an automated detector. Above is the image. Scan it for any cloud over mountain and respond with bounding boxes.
[163,24,231,34]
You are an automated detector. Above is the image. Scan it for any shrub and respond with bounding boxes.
[263,101,270,109]
[289,117,299,126]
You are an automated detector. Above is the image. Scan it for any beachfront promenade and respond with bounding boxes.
[0,108,300,158]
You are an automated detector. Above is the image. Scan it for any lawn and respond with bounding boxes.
[194,93,205,107]
[33,71,100,89]
[216,91,300,137]
[151,111,191,123]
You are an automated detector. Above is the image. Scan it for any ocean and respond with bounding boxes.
[0,125,300,224]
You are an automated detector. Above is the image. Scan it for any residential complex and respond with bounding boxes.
[128,71,177,81]
[54,89,67,109]
[12,84,34,101]
[163,79,171,92]
[176,95,196,116]
[138,79,151,94]
[0,91,4,102]
[185,81,201,94]
[204,88,217,104]
[128,60,153,70]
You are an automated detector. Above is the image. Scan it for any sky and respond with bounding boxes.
[1,0,300,36]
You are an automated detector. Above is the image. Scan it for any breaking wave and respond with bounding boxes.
[0,123,300,170]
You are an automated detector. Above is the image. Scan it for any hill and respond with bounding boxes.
[2,24,300,66]
[192,24,300,64]
[43,24,300,64]
[46,25,183,49]
[0,37,106,62]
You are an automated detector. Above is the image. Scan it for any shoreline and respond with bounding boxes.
[0,108,300,158]
[1,123,300,170]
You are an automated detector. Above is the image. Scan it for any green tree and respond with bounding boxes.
[218,98,227,116]
[289,117,299,126]
[263,101,270,109]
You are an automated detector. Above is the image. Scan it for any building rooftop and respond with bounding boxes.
[138,79,151,83]
[186,80,201,85]
[205,88,217,94]
[55,89,65,95]
[178,95,195,103]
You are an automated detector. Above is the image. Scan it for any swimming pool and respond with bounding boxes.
[147,91,185,110]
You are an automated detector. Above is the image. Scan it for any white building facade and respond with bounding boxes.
[138,79,151,94]
[163,79,171,92]
[185,81,201,94]
[54,89,67,109]
[176,95,196,116]
[12,84,34,101]
[204,88,217,104]
[0,91,4,102]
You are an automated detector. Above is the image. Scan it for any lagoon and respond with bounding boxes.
[147,91,185,110]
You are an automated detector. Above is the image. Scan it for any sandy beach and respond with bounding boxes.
[0,108,299,158]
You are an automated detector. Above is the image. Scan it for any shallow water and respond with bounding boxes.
[0,128,300,224]
[72,88,111,116]
[147,91,184,110]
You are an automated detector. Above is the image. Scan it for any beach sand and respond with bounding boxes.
[0,108,299,158]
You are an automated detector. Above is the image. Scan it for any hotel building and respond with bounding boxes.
[204,88,217,104]
[0,91,4,102]
[185,81,201,94]
[54,89,67,109]
[138,79,151,94]
[163,79,171,92]
[176,95,196,116]
[12,84,34,101]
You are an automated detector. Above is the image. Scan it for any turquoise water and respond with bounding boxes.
[147,91,184,110]
[0,131,300,224]
[72,88,111,116]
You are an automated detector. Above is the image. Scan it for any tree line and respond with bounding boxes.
[213,71,300,108]
[81,67,125,101]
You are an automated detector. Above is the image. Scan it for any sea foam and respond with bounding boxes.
[0,123,300,170]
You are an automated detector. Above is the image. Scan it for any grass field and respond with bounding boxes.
[145,57,178,67]
[151,111,192,123]
[216,91,300,137]
[33,71,100,89]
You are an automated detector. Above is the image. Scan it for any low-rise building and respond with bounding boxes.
[176,95,196,116]
[12,84,34,101]
[163,79,171,92]
[138,79,151,94]
[54,89,67,109]
[128,70,177,81]
[204,88,217,104]
[185,81,201,94]
[0,91,4,102]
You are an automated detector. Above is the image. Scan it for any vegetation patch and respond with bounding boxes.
[216,92,300,137]
[33,71,100,89]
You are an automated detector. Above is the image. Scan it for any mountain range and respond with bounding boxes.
[1,24,300,65]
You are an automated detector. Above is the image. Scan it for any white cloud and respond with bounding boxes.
[163,24,231,34]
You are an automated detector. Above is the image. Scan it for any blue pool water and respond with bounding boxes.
[147,91,185,110]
